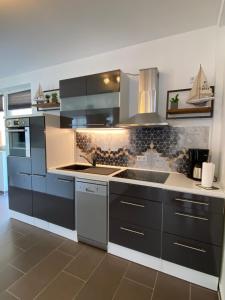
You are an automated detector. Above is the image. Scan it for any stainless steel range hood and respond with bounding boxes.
[118,68,168,128]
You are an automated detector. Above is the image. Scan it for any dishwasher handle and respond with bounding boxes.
[76,181,107,196]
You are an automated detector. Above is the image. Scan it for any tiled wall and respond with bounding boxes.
[75,126,209,174]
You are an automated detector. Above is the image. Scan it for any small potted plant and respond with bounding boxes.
[170,93,179,109]
[45,94,51,103]
[51,92,58,104]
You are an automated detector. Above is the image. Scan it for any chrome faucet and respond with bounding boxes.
[80,153,97,167]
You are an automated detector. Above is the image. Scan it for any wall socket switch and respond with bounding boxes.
[136,155,147,161]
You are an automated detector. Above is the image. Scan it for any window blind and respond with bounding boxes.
[8,90,31,110]
[0,95,3,111]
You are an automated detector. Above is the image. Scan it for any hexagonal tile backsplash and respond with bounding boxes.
[75,126,209,174]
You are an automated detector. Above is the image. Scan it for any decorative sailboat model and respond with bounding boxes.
[186,65,214,105]
[34,83,45,102]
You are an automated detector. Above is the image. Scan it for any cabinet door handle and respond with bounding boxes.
[57,178,73,183]
[120,201,145,208]
[174,212,208,221]
[85,188,96,193]
[19,172,30,176]
[120,226,144,236]
[173,242,206,253]
[33,174,46,178]
[175,198,208,206]
[86,123,105,126]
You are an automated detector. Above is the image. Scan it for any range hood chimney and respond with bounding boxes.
[118,68,168,128]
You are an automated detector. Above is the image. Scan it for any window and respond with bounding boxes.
[8,90,31,110]
[0,95,3,112]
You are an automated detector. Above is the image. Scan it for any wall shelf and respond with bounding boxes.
[167,107,212,115]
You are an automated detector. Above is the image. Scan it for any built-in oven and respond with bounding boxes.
[6,118,30,157]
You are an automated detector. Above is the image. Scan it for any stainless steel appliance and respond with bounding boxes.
[113,169,169,183]
[118,68,168,128]
[6,118,30,157]
[188,148,209,180]
[76,179,108,249]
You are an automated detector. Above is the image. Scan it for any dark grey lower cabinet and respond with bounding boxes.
[32,173,75,230]
[33,192,75,230]
[162,233,222,276]
[109,182,162,258]
[110,218,161,257]
[8,156,32,216]
[8,186,33,216]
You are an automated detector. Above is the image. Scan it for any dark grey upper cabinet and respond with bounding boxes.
[60,76,86,98]
[86,70,120,95]
[59,70,120,99]
[30,117,46,176]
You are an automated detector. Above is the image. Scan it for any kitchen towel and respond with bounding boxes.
[201,162,215,188]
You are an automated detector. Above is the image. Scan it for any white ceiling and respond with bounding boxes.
[0,0,222,79]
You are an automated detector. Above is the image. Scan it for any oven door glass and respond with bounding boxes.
[8,128,30,157]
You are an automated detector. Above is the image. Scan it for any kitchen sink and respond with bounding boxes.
[57,164,120,175]
[57,164,91,171]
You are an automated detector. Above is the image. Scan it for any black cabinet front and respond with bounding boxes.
[162,233,222,276]
[8,156,32,216]
[32,173,75,230]
[33,192,75,230]
[60,76,86,98]
[9,186,33,216]
[86,70,120,95]
[110,218,161,257]
[30,117,46,176]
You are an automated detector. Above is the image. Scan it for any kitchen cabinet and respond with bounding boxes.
[86,70,120,95]
[8,156,32,215]
[30,117,46,176]
[109,182,162,257]
[59,70,120,99]
[60,76,86,98]
[109,180,224,276]
[33,173,75,230]
[162,189,224,276]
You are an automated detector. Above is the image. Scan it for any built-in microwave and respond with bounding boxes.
[6,118,30,157]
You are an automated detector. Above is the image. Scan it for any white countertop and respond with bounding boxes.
[49,164,225,198]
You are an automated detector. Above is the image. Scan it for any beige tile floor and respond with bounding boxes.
[0,193,219,300]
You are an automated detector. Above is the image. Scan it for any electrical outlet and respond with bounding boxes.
[136,155,147,161]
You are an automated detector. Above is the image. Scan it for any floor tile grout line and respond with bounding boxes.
[123,276,154,290]
[73,252,107,300]
[112,261,130,300]
[33,254,75,300]
[150,270,159,300]
[63,270,86,283]
[6,288,21,300]
[8,263,25,274]
[8,238,67,293]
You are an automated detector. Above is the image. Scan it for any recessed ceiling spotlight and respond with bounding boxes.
[104,78,110,85]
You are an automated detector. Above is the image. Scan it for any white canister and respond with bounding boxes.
[201,162,215,188]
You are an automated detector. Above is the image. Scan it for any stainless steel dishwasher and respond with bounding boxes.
[76,178,108,250]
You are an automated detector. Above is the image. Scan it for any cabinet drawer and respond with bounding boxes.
[162,233,222,276]
[109,218,161,257]
[47,173,74,199]
[162,190,224,214]
[109,194,162,230]
[109,182,162,202]
[9,172,32,190]
[163,205,224,246]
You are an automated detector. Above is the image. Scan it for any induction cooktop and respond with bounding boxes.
[113,169,169,183]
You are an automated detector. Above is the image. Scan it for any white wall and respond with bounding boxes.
[0,26,218,160]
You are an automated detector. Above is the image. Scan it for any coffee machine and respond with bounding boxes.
[188,149,209,180]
